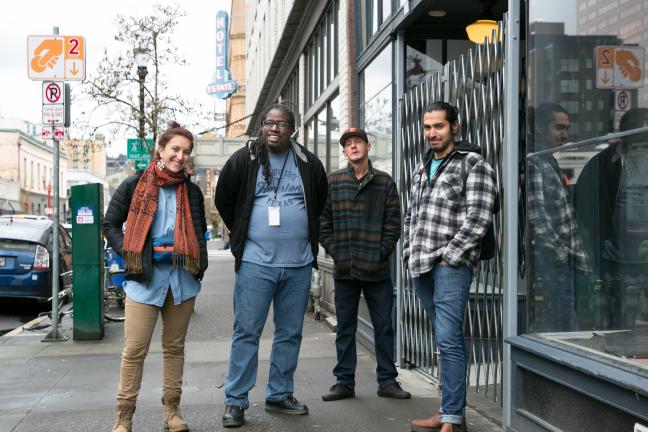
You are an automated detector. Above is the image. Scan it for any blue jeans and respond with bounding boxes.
[411,264,472,425]
[532,255,578,332]
[224,261,313,408]
[333,278,398,387]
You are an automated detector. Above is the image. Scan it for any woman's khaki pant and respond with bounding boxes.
[116,291,195,404]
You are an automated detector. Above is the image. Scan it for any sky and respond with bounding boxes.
[0,0,232,156]
[529,0,577,34]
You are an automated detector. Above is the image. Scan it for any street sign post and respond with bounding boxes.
[27,35,86,81]
[127,138,153,170]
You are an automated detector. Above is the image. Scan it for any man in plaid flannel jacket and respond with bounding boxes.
[407,102,496,432]
[527,103,589,333]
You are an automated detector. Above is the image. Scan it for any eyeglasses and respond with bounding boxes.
[262,120,291,129]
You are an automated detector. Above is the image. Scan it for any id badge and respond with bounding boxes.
[268,206,281,226]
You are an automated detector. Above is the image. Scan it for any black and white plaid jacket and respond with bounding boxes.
[527,155,589,272]
[403,143,497,276]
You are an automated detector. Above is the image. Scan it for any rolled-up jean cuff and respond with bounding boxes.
[440,413,464,425]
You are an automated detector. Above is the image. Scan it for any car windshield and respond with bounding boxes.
[0,221,50,244]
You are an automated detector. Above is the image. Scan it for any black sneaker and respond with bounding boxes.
[322,383,355,401]
[222,405,245,428]
[264,395,309,415]
[377,381,411,399]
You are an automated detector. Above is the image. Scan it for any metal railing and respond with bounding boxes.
[397,18,506,403]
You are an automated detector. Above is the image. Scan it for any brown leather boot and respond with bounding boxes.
[162,396,189,431]
[410,412,467,432]
[112,402,136,432]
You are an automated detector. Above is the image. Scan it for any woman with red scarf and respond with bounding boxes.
[103,122,208,432]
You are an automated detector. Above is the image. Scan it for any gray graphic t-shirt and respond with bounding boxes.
[243,149,313,267]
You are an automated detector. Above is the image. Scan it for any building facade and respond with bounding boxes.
[241,0,648,429]
[0,129,68,219]
[225,0,247,138]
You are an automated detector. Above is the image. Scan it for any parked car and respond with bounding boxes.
[0,217,72,303]
[0,214,49,221]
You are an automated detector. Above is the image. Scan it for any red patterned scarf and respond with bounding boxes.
[123,159,201,275]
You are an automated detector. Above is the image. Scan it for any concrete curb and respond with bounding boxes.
[2,314,50,337]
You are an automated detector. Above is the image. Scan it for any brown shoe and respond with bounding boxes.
[410,413,467,432]
[410,412,442,431]
[112,402,136,432]
[162,396,189,431]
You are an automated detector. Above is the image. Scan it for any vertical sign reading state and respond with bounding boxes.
[206,11,238,99]
[28,35,86,81]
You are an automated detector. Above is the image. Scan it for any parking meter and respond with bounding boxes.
[71,183,104,340]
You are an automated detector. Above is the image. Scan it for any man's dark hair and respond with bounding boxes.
[620,107,648,132]
[253,103,296,185]
[423,101,459,124]
[619,107,648,145]
[535,102,568,129]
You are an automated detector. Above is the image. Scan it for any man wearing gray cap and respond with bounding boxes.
[319,128,410,402]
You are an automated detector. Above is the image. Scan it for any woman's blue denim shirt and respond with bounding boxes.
[124,185,201,306]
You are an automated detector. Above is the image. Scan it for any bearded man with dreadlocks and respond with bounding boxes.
[215,104,327,428]
[103,122,208,432]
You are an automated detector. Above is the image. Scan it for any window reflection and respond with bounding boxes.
[527,0,648,369]
[360,46,392,174]
[317,109,327,164]
[328,96,341,172]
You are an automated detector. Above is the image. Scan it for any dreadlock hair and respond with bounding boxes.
[253,103,296,185]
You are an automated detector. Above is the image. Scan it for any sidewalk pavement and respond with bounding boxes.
[0,241,502,432]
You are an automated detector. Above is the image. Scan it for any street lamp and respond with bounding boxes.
[133,47,151,143]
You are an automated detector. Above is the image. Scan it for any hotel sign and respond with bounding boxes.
[206,11,238,99]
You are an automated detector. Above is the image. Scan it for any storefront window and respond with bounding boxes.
[317,108,327,163]
[360,45,392,174]
[526,0,648,370]
[305,118,315,153]
[304,0,339,109]
[358,0,398,50]
[328,96,341,171]
[280,68,299,121]
[304,95,340,173]
[404,39,472,90]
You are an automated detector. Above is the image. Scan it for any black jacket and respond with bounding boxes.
[214,140,328,271]
[103,172,209,282]
[573,144,622,273]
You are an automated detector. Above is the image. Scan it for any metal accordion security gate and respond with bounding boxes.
[397,18,506,403]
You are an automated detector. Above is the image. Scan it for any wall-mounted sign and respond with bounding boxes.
[206,11,238,99]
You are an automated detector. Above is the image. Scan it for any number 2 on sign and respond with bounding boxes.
[601,48,612,65]
[68,38,79,55]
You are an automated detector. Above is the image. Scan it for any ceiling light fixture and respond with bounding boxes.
[466,19,499,44]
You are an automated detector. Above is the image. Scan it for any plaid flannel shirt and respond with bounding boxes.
[527,155,589,272]
[403,147,497,276]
